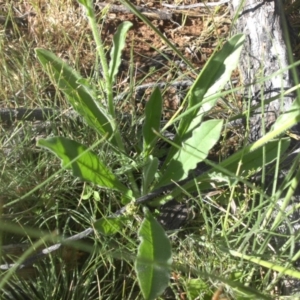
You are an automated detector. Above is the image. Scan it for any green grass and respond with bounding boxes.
[1,0,300,299]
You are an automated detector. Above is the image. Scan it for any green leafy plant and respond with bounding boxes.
[135,207,172,300]
[32,0,297,298]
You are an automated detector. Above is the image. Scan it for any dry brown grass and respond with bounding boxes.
[0,0,96,108]
[0,0,233,113]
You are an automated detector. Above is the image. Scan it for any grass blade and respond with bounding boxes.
[230,249,300,279]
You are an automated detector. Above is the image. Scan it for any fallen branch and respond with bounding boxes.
[0,168,205,271]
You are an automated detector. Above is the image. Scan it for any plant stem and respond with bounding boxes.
[80,0,139,197]
[83,0,115,118]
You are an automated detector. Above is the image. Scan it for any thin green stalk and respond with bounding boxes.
[270,163,300,232]
[82,1,114,117]
[260,150,300,232]
[79,0,139,196]
[256,152,300,261]
[230,249,300,279]
[0,236,55,289]
[224,161,242,229]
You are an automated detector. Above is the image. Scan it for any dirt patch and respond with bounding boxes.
[0,0,233,117]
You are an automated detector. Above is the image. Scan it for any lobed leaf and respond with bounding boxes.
[149,138,291,208]
[271,98,300,135]
[226,138,290,175]
[185,34,245,135]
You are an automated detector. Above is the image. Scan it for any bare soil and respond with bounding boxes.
[0,0,232,116]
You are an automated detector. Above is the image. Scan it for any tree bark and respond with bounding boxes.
[230,0,300,295]
[230,0,296,141]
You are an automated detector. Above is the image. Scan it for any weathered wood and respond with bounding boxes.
[0,108,60,123]
[230,0,296,141]
[0,228,94,274]
[0,242,88,279]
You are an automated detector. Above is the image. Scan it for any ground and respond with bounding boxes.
[0,0,232,112]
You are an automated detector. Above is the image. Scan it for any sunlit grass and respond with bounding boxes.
[1,0,300,299]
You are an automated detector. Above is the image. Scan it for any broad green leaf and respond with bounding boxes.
[121,189,134,205]
[157,119,223,188]
[93,190,100,201]
[77,77,97,99]
[149,138,291,207]
[179,138,290,193]
[81,184,94,200]
[185,34,245,134]
[77,0,93,17]
[94,217,126,235]
[186,278,209,300]
[163,34,245,166]
[109,21,133,84]
[77,0,89,5]
[35,49,116,144]
[143,87,163,151]
[143,156,159,194]
[135,208,172,300]
[38,137,130,193]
